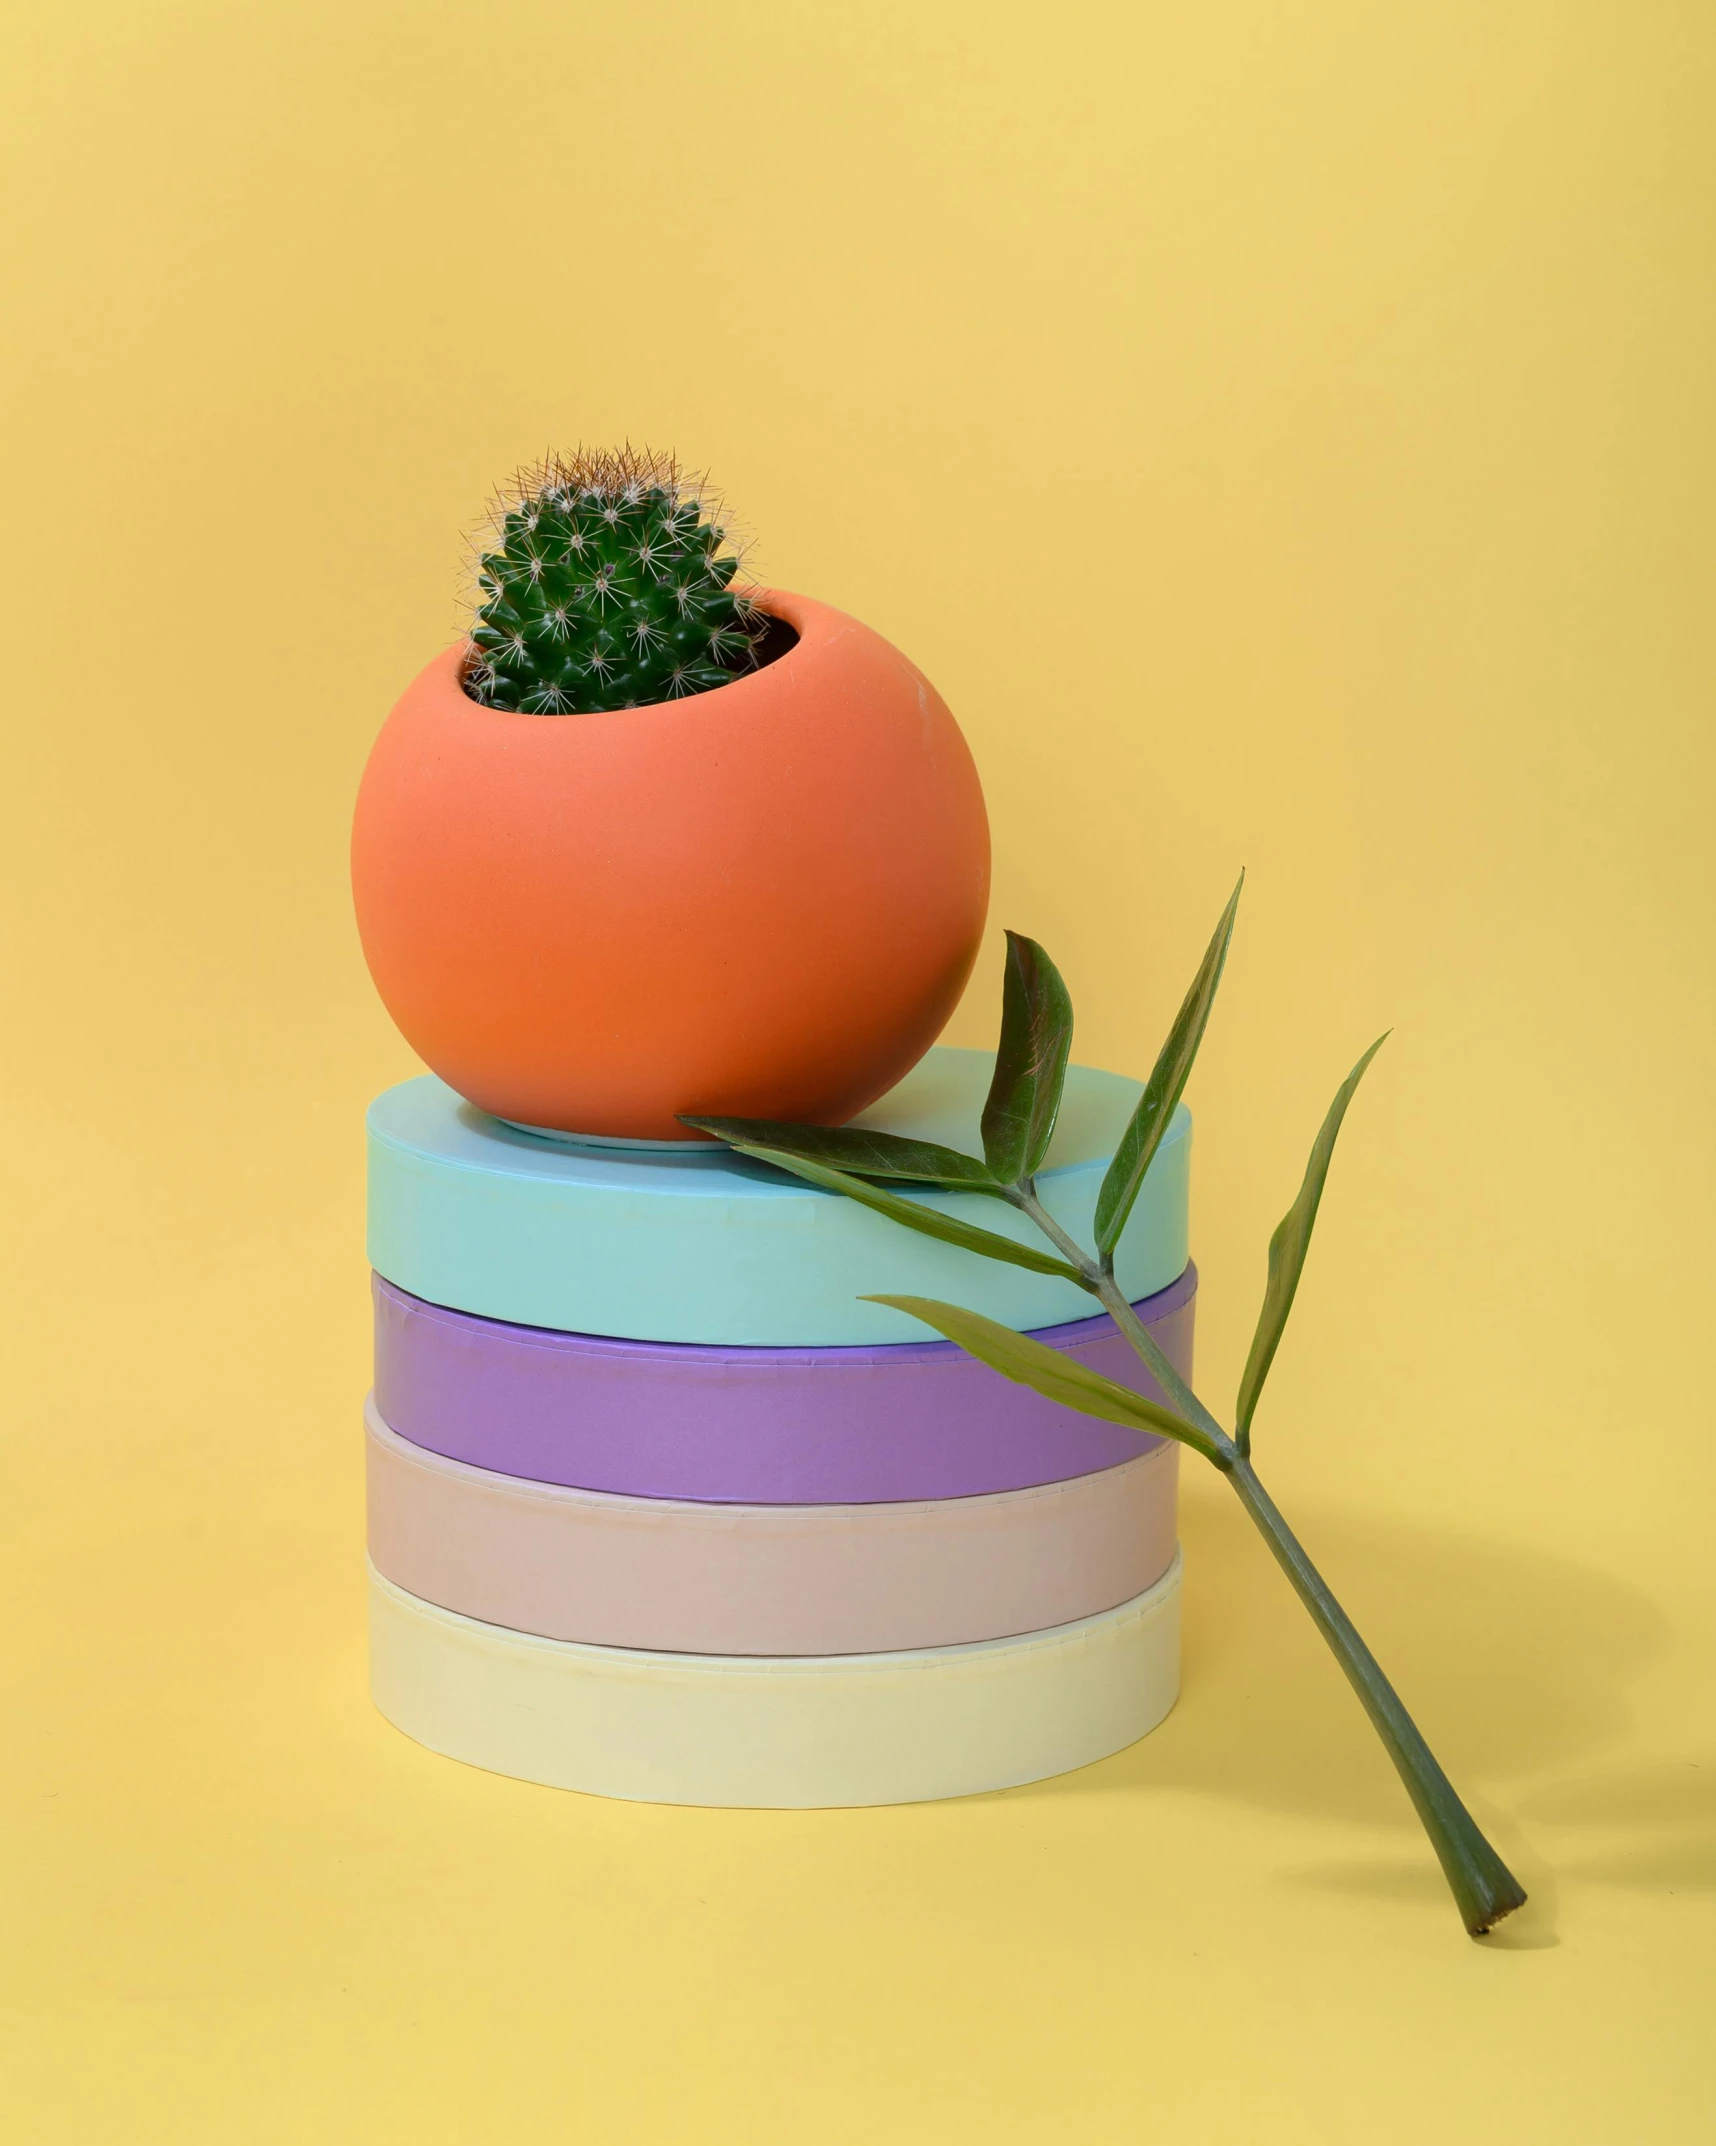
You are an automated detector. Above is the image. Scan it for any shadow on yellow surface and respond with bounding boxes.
[1011,1475,1699,1945]
[1517,1761,1716,1895]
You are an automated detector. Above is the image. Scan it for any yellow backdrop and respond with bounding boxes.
[4,3,1711,2138]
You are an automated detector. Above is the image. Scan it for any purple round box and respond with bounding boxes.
[373,1264,1196,1504]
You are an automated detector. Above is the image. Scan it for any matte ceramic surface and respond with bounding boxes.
[367,1046,1191,1347]
[365,1396,1179,1653]
[351,589,990,1140]
[368,1554,1182,1808]
[373,1264,1194,1503]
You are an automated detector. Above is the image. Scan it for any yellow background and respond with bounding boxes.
[4,2,1712,2137]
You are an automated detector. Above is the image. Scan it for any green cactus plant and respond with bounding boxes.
[461,447,767,715]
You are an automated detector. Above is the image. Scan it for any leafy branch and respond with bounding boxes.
[685,885,1527,1939]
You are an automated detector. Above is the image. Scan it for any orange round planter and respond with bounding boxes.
[351,589,991,1141]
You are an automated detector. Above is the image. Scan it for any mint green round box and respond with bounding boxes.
[366,1045,1190,1348]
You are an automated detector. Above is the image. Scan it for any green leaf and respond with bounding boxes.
[862,1294,1222,1463]
[1234,1033,1389,1453]
[980,933,1075,1184]
[705,1139,1085,1282]
[680,1116,999,1191]
[1095,875,1243,1259]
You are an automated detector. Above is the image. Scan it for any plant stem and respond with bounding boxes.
[1224,1455,1527,1936]
[1013,1188,1225,1446]
[1097,1273,1227,1448]
[1014,1183,1525,1936]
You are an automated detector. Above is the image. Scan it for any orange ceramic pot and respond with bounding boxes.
[351,589,991,1141]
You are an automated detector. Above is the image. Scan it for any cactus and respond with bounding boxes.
[462,447,766,715]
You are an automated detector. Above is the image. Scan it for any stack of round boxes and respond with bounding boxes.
[365,1045,1197,1806]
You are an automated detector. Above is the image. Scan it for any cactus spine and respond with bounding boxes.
[462,448,765,715]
